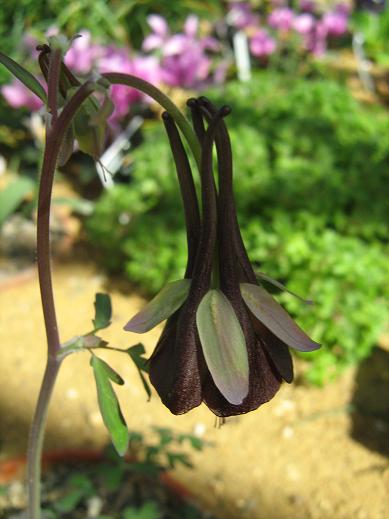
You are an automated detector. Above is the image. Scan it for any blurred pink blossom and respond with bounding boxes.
[268,8,295,31]
[1,80,43,111]
[305,20,328,56]
[143,14,219,89]
[64,31,104,74]
[97,47,161,122]
[250,29,277,58]
[293,13,315,35]
[322,9,349,37]
[227,2,260,30]
[299,0,317,12]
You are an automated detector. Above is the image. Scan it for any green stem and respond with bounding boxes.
[26,357,61,519]
[101,72,201,168]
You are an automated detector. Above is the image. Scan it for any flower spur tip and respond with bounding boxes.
[220,105,231,117]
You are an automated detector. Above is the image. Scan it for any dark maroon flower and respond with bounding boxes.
[125,98,320,417]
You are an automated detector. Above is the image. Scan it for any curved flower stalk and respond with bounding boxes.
[125,97,320,417]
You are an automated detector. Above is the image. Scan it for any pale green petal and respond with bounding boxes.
[240,283,320,352]
[124,279,191,333]
[196,289,249,405]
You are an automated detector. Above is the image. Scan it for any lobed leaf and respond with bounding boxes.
[124,279,191,333]
[126,343,151,400]
[0,52,47,103]
[93,293,112,331]
[240,283,321,352]
[90,356,128,456]
[196,289,249,405]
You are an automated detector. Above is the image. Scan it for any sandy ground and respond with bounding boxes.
[0,261,388,519]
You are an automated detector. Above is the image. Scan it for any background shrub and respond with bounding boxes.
[87,71,389,384]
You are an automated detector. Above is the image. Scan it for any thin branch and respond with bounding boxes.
[102,72,201,168]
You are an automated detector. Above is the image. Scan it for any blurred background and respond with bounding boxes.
[0,1,388,518]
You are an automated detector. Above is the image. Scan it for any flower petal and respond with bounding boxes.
[147,14,168,37]
[240,283,321,352]
[255,271,313,305]
[184,15,198,37]
[142,34,163,52]
[124,279,191,333]
[196,289,249,405]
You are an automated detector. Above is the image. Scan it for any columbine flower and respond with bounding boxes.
[124,98,320,417]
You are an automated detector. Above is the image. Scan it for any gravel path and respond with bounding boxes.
[0,262,388,518]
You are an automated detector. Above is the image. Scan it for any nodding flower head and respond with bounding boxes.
[124,97,320,417]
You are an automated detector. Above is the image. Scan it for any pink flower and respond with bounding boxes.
[293,13,315,35]
[97,47,161,122]
[142,14,169,52]
[143,14,219,89]
[64,31,103,74]
[1,80,43,111]
[299,0,316,12]
[268,7,295,31]
[322,10,348,37]
[250,29,277,58]
[227,2,260,30]
[305,20,328,56]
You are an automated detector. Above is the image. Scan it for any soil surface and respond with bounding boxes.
[0,261,388,519]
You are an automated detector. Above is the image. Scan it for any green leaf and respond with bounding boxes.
[127,343,151,400]
[90,356,129,456]
[127,343,149,372]
[124,279,191,333]
[52,196,94,215]
[54,474,94,513]
[57,125,75,167]
[0,177,34,225]
[240,283,321,352]
[166,452,193,469]
[93,293,112,331]
[0,52,47,103]
[123,502,161,519]
[196,289,249,405]
[69,87,110,159]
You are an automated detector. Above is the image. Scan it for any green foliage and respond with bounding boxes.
[54,474,95,514]
[0,0,224,53]
[0,427,208,518]
[123,502,160,519]
[93,292,112,331]
[91,355,129,456]
[126,343,152,400]
[0,176,34,226]
[87,71,389,384]
[351,8,389,66]
[0,51,47,102]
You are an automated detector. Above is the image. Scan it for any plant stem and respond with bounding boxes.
[26,357,61,519]
[102,72,201,168]
[26,82,96,519]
